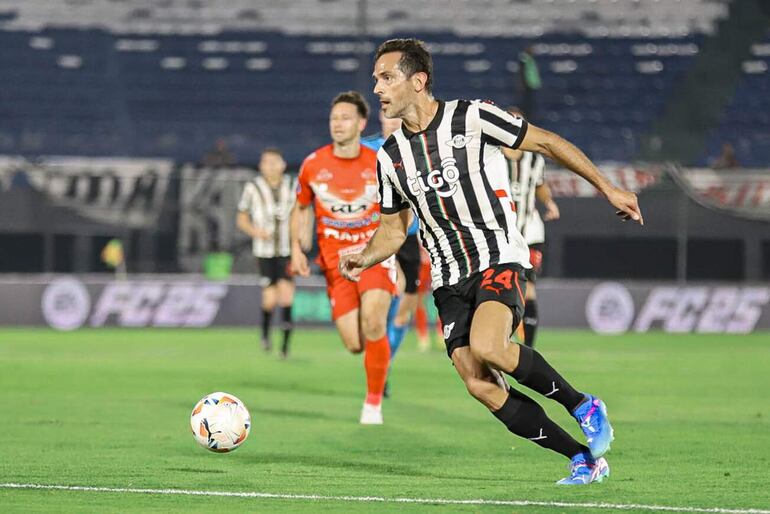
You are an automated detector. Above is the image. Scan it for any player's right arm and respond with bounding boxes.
[236,184,268,239]
[289,203,311,277]
[339,209,411,282]
[236,211,270,240]
[339,153,411,281]
[289,157,315,277]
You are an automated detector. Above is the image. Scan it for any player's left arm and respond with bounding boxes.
[338,209,410,282]
[535,182,559,221]
[518,124,643,224]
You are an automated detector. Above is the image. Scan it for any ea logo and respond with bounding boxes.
[407,157,461,198]
[585,282,635,335]
[41,277,91,330]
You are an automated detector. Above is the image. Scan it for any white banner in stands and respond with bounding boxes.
[0,156,174,228]
[546,164,662,198]
[671,167,770,221]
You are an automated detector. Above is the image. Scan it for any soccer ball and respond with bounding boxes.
[190,392,251,453]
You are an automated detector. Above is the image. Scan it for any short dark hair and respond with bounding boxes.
[375,38,433,93]
[261,147,283,158]
[332,90,369,119]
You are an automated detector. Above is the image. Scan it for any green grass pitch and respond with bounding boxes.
[0,328,768,513]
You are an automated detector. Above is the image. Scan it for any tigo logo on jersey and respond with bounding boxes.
[407,157,461,198]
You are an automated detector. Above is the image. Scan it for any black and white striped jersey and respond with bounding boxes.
[377,99,532,289]
[237,175,296,258]
[509,151,546,245]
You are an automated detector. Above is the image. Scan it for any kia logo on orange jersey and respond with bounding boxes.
[330,204,367,214]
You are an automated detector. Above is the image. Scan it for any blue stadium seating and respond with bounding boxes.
[699,30,770,167]
[0,27,714,164]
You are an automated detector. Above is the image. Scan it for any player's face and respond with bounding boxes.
[329,102,365,145]
[372,52,414,120]
[259,152,286,181]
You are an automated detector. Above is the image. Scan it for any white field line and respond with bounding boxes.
[1,483,768,514]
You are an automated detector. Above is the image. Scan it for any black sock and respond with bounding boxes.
[510,345,585,413]
[492,388,589,459]
[281,307,293,355]
[261,309,272,341]
[523,300,538,348]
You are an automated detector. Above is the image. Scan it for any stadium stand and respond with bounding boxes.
[0,0,731,36]
[699,29,770,166]
[1,0,763,166]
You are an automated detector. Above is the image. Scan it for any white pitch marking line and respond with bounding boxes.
[1,483,769,514]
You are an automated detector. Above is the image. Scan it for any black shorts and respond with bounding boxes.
[396,234,421,294]
[258,256,292,286]
[525,243,544,284]
[433,263,527,358]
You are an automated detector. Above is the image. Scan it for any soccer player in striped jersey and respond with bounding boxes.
[503,107,561,348]
[237,148,296,358]
[340,38,643,484]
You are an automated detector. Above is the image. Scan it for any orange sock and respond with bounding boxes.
[364,335,390,406]
[415,303,428,340]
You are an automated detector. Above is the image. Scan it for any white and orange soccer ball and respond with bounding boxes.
[190,392,251,453]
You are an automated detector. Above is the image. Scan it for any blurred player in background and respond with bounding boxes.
[363,111,420,396]
[290,91,396,425]
[237,148,296,358]
[504,107,560,348]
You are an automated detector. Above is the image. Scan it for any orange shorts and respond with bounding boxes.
[325,257,398,320]
[418,256,432,293]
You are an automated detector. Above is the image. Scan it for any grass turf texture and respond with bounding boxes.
[0,328,768,513]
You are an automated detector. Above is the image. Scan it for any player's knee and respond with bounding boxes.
[361,315,386,340]
[343,339,363,354]
[469,341,497,366]
[262,286,277,309]
[464,376,497,403]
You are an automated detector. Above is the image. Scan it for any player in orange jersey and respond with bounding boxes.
[289,91,397,425]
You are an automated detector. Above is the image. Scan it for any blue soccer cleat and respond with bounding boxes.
[556,454,610,485]
[573,394,614,459]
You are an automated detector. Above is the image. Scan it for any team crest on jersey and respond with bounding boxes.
[446,134,473,149]
[443,322,455,339]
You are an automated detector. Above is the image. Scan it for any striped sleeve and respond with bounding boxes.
[535,155,546,186]
[237,182,254,212]
[377,150,409,214]
[477,101,529,149]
